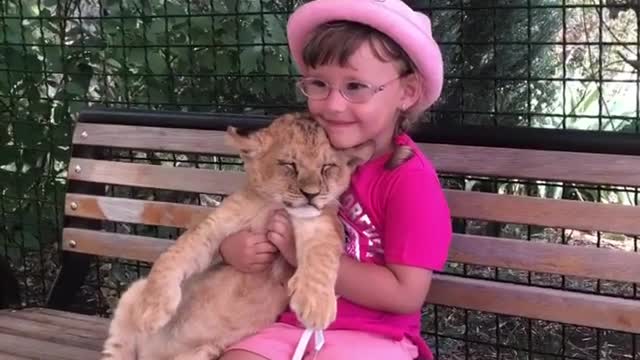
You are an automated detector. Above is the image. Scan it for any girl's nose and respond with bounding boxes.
[324,88,348,112]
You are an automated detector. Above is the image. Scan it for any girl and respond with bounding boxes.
[218,0,452,359]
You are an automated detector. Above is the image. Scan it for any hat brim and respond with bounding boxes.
[287,0,444,112]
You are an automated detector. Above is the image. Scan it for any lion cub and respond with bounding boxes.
[101,112,374,360]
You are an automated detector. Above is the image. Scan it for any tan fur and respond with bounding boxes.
[101,112,374,360]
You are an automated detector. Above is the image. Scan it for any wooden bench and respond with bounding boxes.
[1,108,639,359]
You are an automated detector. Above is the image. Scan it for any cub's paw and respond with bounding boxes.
[288,272,337,330]
[138,282,181,333]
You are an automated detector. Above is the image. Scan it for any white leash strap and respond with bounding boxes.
[291,329,312,360]
[314,330,325,351]
[291,328,325,360]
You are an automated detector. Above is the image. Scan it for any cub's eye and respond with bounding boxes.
[278,161,298,175]
[321,163,337,176]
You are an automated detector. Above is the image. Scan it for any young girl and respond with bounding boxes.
[218,0,452,359]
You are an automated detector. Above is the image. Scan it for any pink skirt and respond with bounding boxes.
[225,322,419,360]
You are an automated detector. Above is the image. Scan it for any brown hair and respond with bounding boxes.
[301,21,419,169]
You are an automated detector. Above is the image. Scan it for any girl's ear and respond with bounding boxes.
[399,73,422,111]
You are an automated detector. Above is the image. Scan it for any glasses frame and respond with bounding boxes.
[295,75,404,104]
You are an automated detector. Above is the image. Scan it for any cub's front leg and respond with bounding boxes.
[137,192,254,333]
[288,214,343,329]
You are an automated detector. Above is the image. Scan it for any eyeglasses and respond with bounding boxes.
[296,76,403,104]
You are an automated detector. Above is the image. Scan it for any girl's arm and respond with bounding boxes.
[269,211,433,314]
[335,256,433,314]
[268,167,451,315]
[336,168,451,314]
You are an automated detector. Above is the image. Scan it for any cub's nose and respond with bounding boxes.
[300,189,320,202]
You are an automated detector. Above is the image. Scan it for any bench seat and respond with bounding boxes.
[0,308,107,359]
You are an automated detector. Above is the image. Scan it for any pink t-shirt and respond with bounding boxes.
[279,134,452,360]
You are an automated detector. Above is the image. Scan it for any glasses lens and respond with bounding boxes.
[297,79,329,99]
[341,81,374,103]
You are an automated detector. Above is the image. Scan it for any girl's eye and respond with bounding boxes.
[310,79,327,88]
[345,82,368,91]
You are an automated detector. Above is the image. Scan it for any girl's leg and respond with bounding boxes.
[219,350,269,360]
[221,323,305,360]
[221,323,418,360]
[309,330,419,360]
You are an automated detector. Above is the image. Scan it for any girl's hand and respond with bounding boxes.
[267,209,297,266]
[219,230,278,272]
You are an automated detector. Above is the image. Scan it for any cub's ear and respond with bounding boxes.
[225,126,270,159]
[343,140,376,169]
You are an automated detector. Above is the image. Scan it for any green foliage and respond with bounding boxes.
[0,0,296,251]
[431,1,564,126]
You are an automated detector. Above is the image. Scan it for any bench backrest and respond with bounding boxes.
[62,109,640,334]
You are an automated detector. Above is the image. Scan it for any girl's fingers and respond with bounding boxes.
[268,216,290,235]
[255,241,278,254]
[269,231,292,253]
[267,230,283,243]
[274,209,289,219]
[269,209,290,225]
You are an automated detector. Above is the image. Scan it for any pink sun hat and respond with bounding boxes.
[287,0,444,113]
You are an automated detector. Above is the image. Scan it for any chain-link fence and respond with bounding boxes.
[1,0,638,359]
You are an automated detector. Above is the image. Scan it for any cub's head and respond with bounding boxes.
[226,112,374,215]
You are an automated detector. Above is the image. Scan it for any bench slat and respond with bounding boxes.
[0,312,105,350]
[446,189,640,236]
[428,274,640,334]
[73,123,640,187]
[0,332,99,360]
[74,123,234,155]
[451,234,640,284]
[63,228,173,263]
[62,225,640,284]
[0,351,33,359]
[24,308,109,327]
[65,193,211,229]
[68,158,244,195]
[422,143,640,187]
[5,308,107,333]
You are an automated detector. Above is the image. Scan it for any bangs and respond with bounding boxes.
[301,21,414,72]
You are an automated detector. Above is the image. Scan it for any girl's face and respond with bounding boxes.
[303,42,420,157]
